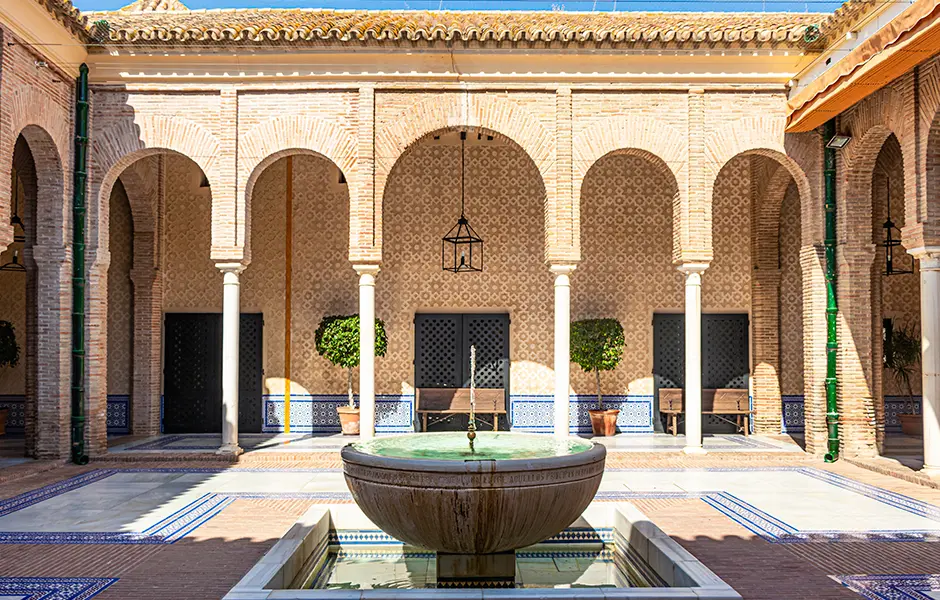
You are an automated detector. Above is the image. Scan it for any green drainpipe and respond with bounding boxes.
[71,64,90,465]
[824,119,840,463]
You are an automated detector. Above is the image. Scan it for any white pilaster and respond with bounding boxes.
[552,265,576,437]
[217,263,245,455]
[913,249,940,476]
[679,263,708,455]
[356,265,380,440]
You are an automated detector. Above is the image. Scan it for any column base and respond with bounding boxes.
[217,444,243,456]
[920,464,940,479]
[682,445,707,455]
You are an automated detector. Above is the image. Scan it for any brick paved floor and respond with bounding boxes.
[1,454,939,599]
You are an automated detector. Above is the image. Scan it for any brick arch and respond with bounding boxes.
[240,116,358,261]
[11,125,67,250]
[839,125,896,247]
[6,125,72,459]
[708,146,813,259]
[91,115,221,255]
[573,115,686,187]
[2,85,71,252]
[375,94,553,259]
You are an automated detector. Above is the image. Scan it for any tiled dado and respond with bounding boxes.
[261,394,655,434]
[0,395,129,435]
[782,395,922,434]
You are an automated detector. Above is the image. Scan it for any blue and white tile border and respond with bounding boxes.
[0,395,129,435]
[262,394,413,434]
[783,395,922,434]
[259,393,657,434]
[3,466,940,546]
[833,574,940,599]
[0,577,117,599]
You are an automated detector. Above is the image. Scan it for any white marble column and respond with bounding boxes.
[552,265,575,437]
[218,263,245,455]
[356,265,379,440]
[679,263,708,454]
[916,250,940,475]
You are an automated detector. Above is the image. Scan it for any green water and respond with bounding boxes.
[351,432,594,461]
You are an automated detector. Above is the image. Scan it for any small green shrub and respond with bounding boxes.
[570,318,624,410]
[0,321,19,369]
[315,315,388,408]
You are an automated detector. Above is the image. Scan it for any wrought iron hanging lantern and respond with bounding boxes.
[1,171,26,274]
[442,131,483,273]
[879,178,913,276]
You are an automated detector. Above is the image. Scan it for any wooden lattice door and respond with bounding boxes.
[163,313,263,434]
[414,313,510,430]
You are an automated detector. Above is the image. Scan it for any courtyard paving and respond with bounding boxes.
[0,437,938,599]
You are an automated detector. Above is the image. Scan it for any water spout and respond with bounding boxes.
[468,345,477,452]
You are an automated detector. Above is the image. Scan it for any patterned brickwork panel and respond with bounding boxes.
[107,180,134,396]
[414,314,461,388]
[163,155,218,312]
[462,314,509,389]
[382,139,551,395]
[779,182,804,396]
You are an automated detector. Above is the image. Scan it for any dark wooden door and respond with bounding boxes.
[163,313,222,434]
[163,313,263,434]
[414,313,510,430]
[238,313,264,434]
[652,313,749,433]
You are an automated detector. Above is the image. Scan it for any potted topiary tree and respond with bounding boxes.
[885,322,921,437]
[570,318,625,437]
[0,320,20,437]
[315,315,388,435]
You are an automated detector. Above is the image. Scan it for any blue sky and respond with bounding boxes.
[73,0,844,13]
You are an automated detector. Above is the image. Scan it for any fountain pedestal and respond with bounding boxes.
[436,551,516,588]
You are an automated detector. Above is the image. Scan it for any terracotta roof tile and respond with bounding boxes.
[30,0,94,43]
[85,8,829,48]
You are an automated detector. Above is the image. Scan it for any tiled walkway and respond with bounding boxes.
[108,432,803,454]
[0,447,939,599]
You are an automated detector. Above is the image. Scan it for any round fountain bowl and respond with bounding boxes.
[341,432,606,554]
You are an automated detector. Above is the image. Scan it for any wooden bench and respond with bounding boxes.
[659,388,753,436]
[416,388,506,432]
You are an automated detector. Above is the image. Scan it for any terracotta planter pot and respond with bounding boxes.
[337,406,360,435]
[588,409,619,436]
[899,413,922,437]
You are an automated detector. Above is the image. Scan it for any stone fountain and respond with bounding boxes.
[341,346,606,587]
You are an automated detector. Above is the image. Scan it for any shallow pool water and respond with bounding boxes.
[351,432,594,461]
[307,545,663,590]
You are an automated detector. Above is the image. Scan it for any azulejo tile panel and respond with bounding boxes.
[0,577,117,599]
[262,393,655,434]
[262,394,414,433]
[0,395,129,435]
[510,395,654,434]
[781,395,921,434]
[833,574,940,599]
